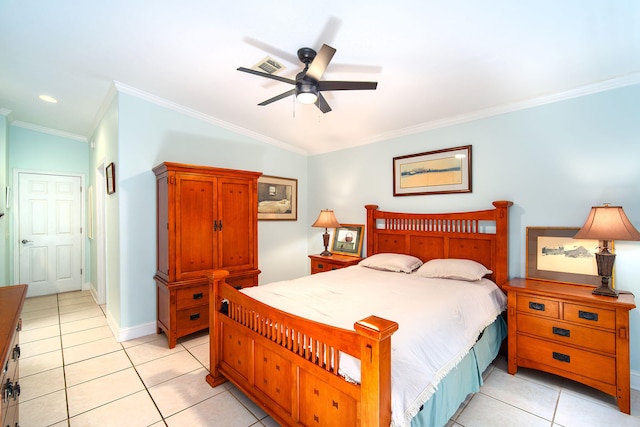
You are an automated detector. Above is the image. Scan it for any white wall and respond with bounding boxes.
[308,83,640,373]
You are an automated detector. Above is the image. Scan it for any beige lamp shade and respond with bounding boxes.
[574,205,640,241]
[312,209,341,229]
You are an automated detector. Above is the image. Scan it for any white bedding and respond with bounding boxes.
[240,265,506,427]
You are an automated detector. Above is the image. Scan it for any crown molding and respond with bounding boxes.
[112,81,308,155]
[11,120,88,142]
[362,72,640,148]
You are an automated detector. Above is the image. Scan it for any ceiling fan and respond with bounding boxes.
[238,44,377,113]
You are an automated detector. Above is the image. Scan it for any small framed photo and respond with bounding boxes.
[257,175,297,220]
[393,145,471,196]
[106,162,116,195]
[331,224,364,257]
[526,226,601,286]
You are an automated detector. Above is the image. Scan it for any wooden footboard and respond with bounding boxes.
[206,270,398,427]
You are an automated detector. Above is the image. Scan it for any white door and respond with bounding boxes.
[18,172,83,297]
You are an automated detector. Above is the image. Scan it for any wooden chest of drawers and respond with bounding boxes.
[503,278,635,414]
[309,254,362,274]
[1,285,27,427]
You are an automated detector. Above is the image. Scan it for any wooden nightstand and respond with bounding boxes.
[308,254,363,274]
[503,278,636,414]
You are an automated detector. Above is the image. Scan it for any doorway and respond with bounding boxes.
[16,171,84,297]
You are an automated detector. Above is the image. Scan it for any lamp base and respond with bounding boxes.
[319,250,332,257]
[592,283,618,298]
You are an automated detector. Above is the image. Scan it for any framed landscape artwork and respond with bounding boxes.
[526,226,602,286]
[257,175,298,220]
[393,145,472,196]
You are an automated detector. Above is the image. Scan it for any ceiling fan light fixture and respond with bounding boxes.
[297,92,318,104]
[296,81,318,104]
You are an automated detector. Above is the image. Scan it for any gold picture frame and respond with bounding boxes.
[331,224,364,257]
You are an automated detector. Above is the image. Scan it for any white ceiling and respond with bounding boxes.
[1,1,639,155]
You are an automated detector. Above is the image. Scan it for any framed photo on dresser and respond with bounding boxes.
[331,224,364,257]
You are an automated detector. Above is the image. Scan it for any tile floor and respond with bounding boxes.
[16,290,640,427]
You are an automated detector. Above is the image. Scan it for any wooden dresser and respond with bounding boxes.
[308,254,362,274]
[153,163,261,348]
[1,284,27,427]
[503,278,635,414]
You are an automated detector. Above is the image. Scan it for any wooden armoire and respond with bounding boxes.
[153,162,261,348]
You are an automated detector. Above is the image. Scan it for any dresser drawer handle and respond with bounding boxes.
[552,352,571,363]
[578,310,598,321]
[552,327,570,337]
[189,313,200,321]
[192,292,203,300]
[529,302,545,311]
[317,263,324,269]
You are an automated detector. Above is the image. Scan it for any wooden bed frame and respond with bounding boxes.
[206,201,512,426]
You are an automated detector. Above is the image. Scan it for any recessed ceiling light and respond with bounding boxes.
[39,95,58,103]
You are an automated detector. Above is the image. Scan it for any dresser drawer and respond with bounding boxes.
[310,259,337,273]
[517,335,616,385]
[176,284,209,309]
[176,307,209,336]
[516,313,615,354]
[563,303,615,330]
[516,295,559,319]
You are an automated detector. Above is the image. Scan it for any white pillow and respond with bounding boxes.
[414,258,492,281]
[359,253,423,273]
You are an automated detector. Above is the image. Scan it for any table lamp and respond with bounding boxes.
[573,204,640,297]
[312,209,341,256]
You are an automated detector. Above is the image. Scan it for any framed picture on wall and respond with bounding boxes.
[257,175,298,220]
[331,224,364,257]
[393,145,472,196]
[106,162,116,195]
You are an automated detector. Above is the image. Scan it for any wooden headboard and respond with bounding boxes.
[365,201,513,286]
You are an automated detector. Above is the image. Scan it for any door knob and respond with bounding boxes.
[21,239,33,244]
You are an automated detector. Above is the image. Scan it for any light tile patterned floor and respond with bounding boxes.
[17,290,640,426]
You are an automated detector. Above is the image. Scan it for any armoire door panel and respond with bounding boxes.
[217,179,255,271]
[176,176,216,279]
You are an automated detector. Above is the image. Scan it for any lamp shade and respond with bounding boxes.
[312,209,341,229]
[574,205,640,241]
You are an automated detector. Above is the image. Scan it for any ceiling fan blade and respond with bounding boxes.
[318,81,378,91]
[242,37,299,64]
[238,67,296,85]
[258,89,296,106]
[305,44,336,82]
[315,93,332,113]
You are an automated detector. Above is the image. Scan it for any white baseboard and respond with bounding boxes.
[632,369,640,391]
[105,310,157,343]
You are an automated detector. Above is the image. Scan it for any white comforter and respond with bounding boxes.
[241,265,506,427]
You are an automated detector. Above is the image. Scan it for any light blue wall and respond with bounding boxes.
[308,83,640,372]
[7,126,90,285]
[0,114,8,285]
[113,92,309,330]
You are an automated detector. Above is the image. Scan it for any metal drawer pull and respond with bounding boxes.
[189,313,200,321]
[192,292,203,300]
[578,310,598,321]
[552,352,570,363]
[552,327,570,337]
[317,263,324,269]
[12,345,20,360]
[529,302,545,311]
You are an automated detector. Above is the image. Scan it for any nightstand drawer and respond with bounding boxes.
[516,313,615,354]
[311,259,336,273]
[517,335,616,385]
[563,303,615,330]
[176,284,209,309]
[516,295,559,319]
